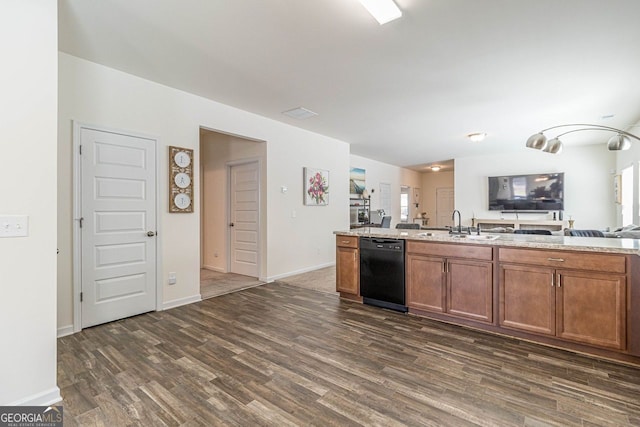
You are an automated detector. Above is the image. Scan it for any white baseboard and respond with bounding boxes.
[266,262,335,282]
[57,325,75,338]
[162,294,202,310]
[9,387,62,406]
[202,265,225,273]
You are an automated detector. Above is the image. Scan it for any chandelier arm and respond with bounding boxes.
[540,123,621,133]
[553,127,640,141]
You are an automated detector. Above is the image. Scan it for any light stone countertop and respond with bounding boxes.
[335,228,640,255]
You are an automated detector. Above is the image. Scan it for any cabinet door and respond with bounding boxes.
[556,270,626,350]
[447,259,493,323]
[500,264,555,335]
[336,246,359,295]
[406,254,445,312]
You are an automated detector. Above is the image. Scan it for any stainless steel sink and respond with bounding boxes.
[465,234,500,240]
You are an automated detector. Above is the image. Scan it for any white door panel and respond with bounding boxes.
[436,187,455,227]
[230,162,259,277]
[80,127,157,328]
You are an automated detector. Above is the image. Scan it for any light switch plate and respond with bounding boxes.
[0,215,28,237]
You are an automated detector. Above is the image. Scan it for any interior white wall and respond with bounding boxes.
[349,155,422,227]
[58,53,350,330]
[200,130,266,273]
[420,171,454,225]
[0,1,60,405]
[455,144,617,229]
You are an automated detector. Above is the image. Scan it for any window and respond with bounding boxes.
[621,165,633,226]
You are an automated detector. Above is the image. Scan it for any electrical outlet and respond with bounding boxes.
[168,272,177,285]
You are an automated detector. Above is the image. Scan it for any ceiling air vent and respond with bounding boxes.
[282,107,318,120]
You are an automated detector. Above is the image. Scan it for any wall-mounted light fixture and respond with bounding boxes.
[430,165,441,172]
[526,124,640,154]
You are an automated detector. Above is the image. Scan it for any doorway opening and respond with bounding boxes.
[400,186,410,222]
[199,128,266,299]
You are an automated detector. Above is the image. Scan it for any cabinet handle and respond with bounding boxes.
[557,274,561,288]
[547,257,565,262]
[341,240,351,244]
[442,261,446,273]
[551,275,555,287]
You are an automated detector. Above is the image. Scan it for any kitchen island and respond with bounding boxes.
[335,227,640,365]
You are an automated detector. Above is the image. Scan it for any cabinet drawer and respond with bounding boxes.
[406,241,493,261]
[499,248,625,274]
[336,235,359,249]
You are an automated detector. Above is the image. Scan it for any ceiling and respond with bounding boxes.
[58,0,640,170]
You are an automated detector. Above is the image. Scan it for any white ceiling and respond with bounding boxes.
[58,0,640,170]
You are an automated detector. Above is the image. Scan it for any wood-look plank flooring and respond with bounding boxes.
[278,266,336,294]
[58,282,640,426]
[200,269,264,300]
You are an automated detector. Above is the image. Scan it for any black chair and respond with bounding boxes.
[514,229,552,235]
[396,223,420,229]
[380,216,392,228]
[567,229,605,237]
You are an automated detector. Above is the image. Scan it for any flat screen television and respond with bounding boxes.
[488,172,564,212]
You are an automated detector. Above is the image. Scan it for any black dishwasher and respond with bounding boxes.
[359,237,406,312]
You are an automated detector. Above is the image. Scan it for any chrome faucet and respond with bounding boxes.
[452,209,462,234]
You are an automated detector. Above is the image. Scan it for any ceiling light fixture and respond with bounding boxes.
[357,0,402,25]
[467,132,487,142]
[526,124,640,154]
[430,166,441,172]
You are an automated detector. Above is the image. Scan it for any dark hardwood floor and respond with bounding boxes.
[58,282,640,426]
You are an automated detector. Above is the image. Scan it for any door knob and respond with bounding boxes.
[147,231,156,237]
[229,223,235,227]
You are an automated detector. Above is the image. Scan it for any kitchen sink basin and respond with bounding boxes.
[450,234,500,241]
[465,234,500,240]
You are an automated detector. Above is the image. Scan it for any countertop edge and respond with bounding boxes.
[334,229,640,255]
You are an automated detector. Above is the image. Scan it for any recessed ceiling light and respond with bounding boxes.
[282,107,318,120]
[358,0,402,25]
[467,132,487,142]
[431,166,441,172]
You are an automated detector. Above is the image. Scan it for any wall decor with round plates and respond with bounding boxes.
[169,146,194,213]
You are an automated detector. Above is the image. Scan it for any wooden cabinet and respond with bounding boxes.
[406,241,493,323]
[500,264,555,335]
[499,248,627,350]
[556,270,626,350]
[406,255,445,313]
[336,236,359,296]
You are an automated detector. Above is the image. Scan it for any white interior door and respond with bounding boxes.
[436,187,455,227]
[229,161,259,277]
[79,126,157,328]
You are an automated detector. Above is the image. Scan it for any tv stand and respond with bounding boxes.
[476,218,567,232]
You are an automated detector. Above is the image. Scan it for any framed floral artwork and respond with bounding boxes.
[304,167,329,205]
